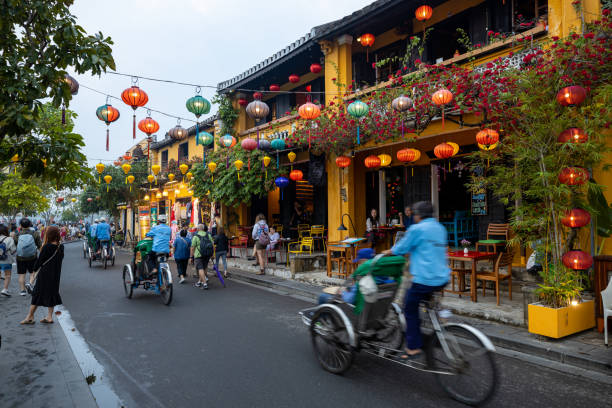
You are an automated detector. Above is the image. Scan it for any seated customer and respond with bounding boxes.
[266,226,280,250]
[318,248,376,305]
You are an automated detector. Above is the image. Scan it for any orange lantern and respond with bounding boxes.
[335,156,351,168]
[562,250,593,270]
[358,33,375,61]
[121,86,149,139]
[415,5,433,21]
[558,167,589,186]
[397,148,421,179]
[298,102,321,149]
[290,170,304,182]
[476,129,499,147]
[561,209,591,228]
[364,155,381,168]
[432,89,453,129]
[556,85,586,107]
[96,104,120,151]
[138,116,159,136]
[558,128,588,144]
[434,142,455,159]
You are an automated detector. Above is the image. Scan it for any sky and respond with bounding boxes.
[69,0,374,165]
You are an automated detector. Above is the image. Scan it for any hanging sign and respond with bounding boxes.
[471,188,487,216]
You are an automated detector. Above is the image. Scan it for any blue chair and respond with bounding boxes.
[441,211,478,248]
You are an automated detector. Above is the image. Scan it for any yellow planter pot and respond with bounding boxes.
[528,300,595,339]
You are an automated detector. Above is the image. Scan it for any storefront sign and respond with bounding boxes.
[138,206,151,238]
[471,189,487,216]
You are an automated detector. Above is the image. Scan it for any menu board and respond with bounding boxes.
[471,189,487,216]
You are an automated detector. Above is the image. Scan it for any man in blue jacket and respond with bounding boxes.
[145,214,172,275]
[89,219,99,252]
[96,218,112,254]
[384,201,449,360]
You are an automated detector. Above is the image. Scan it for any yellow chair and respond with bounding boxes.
[298,224,311,239]
[310,225,326,251]
[288,237,314,265]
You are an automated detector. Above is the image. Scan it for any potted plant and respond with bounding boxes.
[460,239,471,254]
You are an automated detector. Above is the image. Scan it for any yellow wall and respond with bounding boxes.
[154,125,215,167]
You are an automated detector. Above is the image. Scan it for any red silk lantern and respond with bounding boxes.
[558,128,588,144]
[87,197,93,202]
[138,116,159,136]
[359,33,375,47]
[335,156,351,168]
[562,250,593,270]
[289,74,300,83]
[364,155,381,168]
[253,92,263,100]
[476,129,499,147]
[238,98,248,107]
[121,86,149,139]
[558,167,589,185]
[290,170,304,182]
[397,148,417,163]
[241,137,258,170]
[298,102,321,148]
[310,63,322,74]
[556,85,586,106]
[269,84,280,92]
[434,142,455,159]
[305,85,312,93]
[562,209,591,228]
[123,152,132,161]
[432,89,453,129]
[415,5,433,21]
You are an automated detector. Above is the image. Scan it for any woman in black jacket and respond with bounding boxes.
[20,226,64,325]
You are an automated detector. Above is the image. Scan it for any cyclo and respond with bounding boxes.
[85,234,115,269]
[299,254,497,406]
[122,238,172,305]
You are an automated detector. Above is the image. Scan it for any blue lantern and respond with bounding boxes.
[275,176,289,200]
[258,139,271,152]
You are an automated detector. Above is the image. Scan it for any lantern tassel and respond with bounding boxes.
[107,185,109,192]
[196,122,200,146]
[309,129,311,149]
[237,171,240,181]
[211,175,214,183]
[404,166,407,183]
[125,176,127,184]
[106,129,109,151]
[133,114,136,139]
[226,154,229,169]
[248,157,251,171]
[276,153,279,169]
[257,129,260,148]
[62,106,66,125]
[412,166,414,177]
[357,126,360,145]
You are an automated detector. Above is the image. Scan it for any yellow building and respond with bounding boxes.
[213,0,607,260]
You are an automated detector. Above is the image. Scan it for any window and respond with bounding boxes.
[178,142,189,163]
[161,150,168,170]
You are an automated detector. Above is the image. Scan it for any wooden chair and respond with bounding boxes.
[298,224,311,239]
[476,223,509,253]
[229,234,249,258]
[310,225,326,251]
[328,243,350,279]
[475,252,513,305]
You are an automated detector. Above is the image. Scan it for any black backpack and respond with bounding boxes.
[198,233,214,257]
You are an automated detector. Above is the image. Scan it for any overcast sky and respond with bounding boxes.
[69,0,373,165]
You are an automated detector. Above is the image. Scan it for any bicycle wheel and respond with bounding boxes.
[122,266,133,299]
[160,268,172,306]
[88,248,92,268]
[429,324,497,406]
[310,309,354,374]
[103,249,108,269]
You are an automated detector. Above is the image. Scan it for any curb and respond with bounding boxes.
[228,267,612,378]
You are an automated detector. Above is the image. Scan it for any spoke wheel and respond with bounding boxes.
[103,249,108,269]
[88,249,92,268]
[123,266,133,299]
[430,325,497,406]
[83,243,86,259]
[367,306,404,351]
[310,310,354,374]
[111,248,115,266]
[160,268,173,306]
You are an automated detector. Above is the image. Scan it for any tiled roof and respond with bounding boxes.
[151,114,217,150]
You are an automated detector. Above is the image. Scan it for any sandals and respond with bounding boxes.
[20,319,35,325]
[40,318,54,324]
[397,350,422,362]
[256,269,265,275]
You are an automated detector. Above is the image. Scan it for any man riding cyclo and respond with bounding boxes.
[383,201,450,362]
[139,214,171,279]
[89,219,99,253]
[96,218,112,255]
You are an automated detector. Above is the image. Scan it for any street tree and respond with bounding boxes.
[0,172,49,220]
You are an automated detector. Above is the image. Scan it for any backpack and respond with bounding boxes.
[257,226,270,246]
[17,231,37,258]
[198,233,214,258]
[0,237,7,261]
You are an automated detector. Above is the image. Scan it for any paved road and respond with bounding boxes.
[59,242,611,408]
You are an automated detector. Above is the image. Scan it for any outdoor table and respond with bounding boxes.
[277,238,292,265]
[327,237,366,277]
[447,250,497,302]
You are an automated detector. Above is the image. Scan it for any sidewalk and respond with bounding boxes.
[0,275,97,408]
[226,266,612,381]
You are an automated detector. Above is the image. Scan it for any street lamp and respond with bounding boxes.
[337,213,357,236]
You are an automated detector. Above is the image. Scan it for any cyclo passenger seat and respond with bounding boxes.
[156,253,169,263]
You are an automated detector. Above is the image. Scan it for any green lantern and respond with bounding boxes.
[347,99,369,145]
[198,131,214,146]
[186,93,211,146]
[271,138,286,168]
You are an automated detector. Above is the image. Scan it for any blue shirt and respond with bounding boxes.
[96,222,111,240]
[391,218,450,287]
[89,224,98,238]
[146,223,172,253]
[173,236,191,260]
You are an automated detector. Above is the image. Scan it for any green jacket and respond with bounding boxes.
[191,231,213,258]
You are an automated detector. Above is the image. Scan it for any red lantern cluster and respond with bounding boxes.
[238,98,248,107]
[269,84,280,92]
[558,128,588,144]
[556,85,586,107]
[310,63,322,74]
[289,170,304,182]
[364,155,381,168]
[558,167,589,186]
[335,156,351,168]
[476,129,500,147]
[561,209,591,228]
[434,142,455,159]
[288,74,300,83]
[562,250,593,270]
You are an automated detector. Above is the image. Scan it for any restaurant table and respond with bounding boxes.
[327,238,366,278]
[447,250,497,302]
[277,238,292,265]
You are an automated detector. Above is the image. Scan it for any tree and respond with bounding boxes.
[0,172,49,219]
[0,0,115,184]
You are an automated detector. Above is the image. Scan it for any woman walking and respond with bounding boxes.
[20,226,64,325]
[252,214,269,275]
[0,224,17,297]
[214,226,229,278]
[173,229,191,284]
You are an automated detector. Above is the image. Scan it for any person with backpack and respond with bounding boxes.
[16,218,42,296]
[252,214,269,275]
[190,224,213,290]
[1,224,17,297]
[214,226,229,278]
[173,229,191,284]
